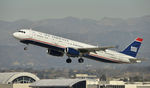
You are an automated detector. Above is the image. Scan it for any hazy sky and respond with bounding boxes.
[0,0,150,21]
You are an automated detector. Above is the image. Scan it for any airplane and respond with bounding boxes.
[13,29,143,64]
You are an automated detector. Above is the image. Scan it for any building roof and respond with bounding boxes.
[30,79,86,87]
[0,72,39,84]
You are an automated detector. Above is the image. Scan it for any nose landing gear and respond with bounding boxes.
[24,47,28,50]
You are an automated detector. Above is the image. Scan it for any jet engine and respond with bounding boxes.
[66,47,80,57]
[47,49,64,57]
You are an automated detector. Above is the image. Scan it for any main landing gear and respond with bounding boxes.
[66,57,84,63]
[78,58,84,63]
[66,57,72,63]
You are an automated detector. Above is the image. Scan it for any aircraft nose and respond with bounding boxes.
[13,32,20,39]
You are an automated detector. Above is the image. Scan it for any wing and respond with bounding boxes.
[77,46,116,53]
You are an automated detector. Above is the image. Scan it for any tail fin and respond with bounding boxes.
[120,37,143,57]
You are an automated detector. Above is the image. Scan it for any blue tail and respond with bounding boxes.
[120,37,143,57]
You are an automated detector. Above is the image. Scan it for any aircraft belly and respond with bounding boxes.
[84,52,125,63]
[84,54,121,63]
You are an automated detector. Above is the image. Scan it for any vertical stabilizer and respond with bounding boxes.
[121,37,143,57]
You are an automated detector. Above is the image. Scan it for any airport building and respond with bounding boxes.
[0,72,40,88]
[99,81,150,88]
[75,74,99,85]
[74,74,150,88]
[30,79,86,88]
[0,72,150,88]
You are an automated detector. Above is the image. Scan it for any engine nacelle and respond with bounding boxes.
[66,47,80,57]
[47,49,64,57]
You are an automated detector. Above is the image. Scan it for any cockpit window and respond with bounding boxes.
[18,31,26,33]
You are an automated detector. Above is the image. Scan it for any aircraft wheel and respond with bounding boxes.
[66,58,72,63]
[78,58,84,63]
[24,47,28,50]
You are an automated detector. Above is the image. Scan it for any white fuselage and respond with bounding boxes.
[13,29,137,63]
